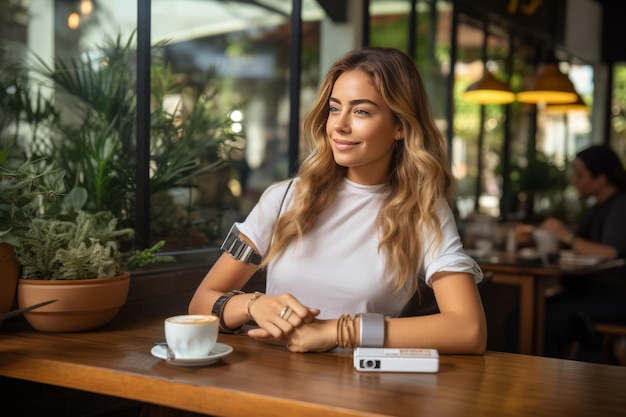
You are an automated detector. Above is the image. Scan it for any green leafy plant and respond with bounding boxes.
[16,208,175,280]
[4,33,242,237]
[1,33,241,252]
[1,145,175,279]
[0,144,66,246]
[509,150,568,196]
[500,148,568,221]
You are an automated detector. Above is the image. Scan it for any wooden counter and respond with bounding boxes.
[1,317,625,417]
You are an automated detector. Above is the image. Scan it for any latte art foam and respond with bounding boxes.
[167,315,217,324]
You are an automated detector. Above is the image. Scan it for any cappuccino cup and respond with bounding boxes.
[164,315,219,359]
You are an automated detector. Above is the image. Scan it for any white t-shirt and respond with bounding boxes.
[237,178,483,319]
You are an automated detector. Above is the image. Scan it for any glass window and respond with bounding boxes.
[610,63,626,164]
[370,1,453,122]
[147,0,325,250]
[529,59,593,223]
[453,18,484,219]
[0,0,325,253]
[148,1,320,249]
[1,0,602,254]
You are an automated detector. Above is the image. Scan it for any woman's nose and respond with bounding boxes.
[333,113,350,132]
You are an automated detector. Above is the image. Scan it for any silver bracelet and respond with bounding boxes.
[221,224,262,265]
[359,313,385,347]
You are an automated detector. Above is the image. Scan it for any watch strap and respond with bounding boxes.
[359,313,385,347]
[221,225,262,265]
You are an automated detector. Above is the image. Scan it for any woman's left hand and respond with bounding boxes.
[286,319,339,352]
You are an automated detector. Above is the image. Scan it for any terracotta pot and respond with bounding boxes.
[17,272,130,332]
[0,243,19,326]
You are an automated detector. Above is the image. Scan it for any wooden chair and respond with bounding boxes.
[594,321,626,365]
[564,314,626,365]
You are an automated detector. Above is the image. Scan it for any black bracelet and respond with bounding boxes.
[212,290,244,333]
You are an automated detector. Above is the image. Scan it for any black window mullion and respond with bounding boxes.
[135,0,151,249]
[288,0,303,176]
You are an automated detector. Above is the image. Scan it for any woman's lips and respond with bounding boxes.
[333,139,359,151]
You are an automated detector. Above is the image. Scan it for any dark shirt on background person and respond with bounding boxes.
[570,191,626,295]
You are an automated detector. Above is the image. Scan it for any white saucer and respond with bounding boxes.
[151,342,233,366]
[559,254,602,266]
[465,248,488,259]
[518,248,540,260]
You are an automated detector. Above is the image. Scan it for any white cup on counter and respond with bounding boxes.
[532,229,559,262]
[164,314,219,359]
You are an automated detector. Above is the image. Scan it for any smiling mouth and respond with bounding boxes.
[333,139,360,150]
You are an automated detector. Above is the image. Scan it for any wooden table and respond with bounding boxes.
[1,318,626,417]
[477,253,625,355]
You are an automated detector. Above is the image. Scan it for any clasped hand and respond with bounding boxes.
[539,217,570,243]
[246,293,336,352]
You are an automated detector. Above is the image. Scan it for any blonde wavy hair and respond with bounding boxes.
[263,47,454,295]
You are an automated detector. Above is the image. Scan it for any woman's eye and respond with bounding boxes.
[355,109,369,115]
[329,105,339,113]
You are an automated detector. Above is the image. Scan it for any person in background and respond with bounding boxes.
[188,47,487,354]
[539,144,626,359]
[539,144,626,261]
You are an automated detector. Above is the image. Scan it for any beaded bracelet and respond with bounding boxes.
[337,315,347,348]
[345,315,356,348]
[337,314,357,348]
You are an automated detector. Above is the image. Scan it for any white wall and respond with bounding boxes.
[564,0,602,63]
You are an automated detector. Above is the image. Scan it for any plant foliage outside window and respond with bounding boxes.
[0,34,243,250]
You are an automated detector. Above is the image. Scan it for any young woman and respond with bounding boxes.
[189,47,487,354]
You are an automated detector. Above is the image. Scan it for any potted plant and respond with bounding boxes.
[0,144,66,323]
[14,192,175,332]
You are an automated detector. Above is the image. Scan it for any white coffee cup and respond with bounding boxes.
[164,314,219,359]
[532,229,559,255]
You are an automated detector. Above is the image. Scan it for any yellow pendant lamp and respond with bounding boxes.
[517,52,578,104]
[463,70,515,105]
[545,92,588,114]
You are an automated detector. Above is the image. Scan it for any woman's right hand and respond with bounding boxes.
[515,224,535,247]
[539,217,571,244]
[247,293,320,340]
